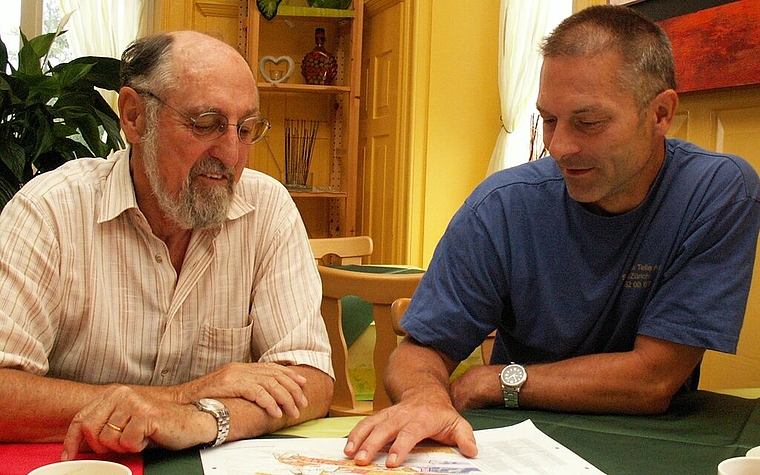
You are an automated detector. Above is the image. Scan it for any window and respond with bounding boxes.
[0,0,72,69]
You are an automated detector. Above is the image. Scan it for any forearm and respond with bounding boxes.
[522,350,699,414]
[223,365,332,441]
[0,368,197,443]
[385,337,458,407]
[0,369,110,442]
[452,336,705,414]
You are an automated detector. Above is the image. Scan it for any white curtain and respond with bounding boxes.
[57,0,149,110]
[486,0,571,175]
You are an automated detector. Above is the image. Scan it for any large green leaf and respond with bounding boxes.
[31,107,56,161]
[0,180,19,207]
[54,62,94,89]
[93,108,124,150]
[35,148,72,172]
[0,36,8,73]
[17,31,57,76]
[78,114,109,157]
[1,142,26,182]
[57,56,121,91]
[23,74,58,103]
[1,74,28,105]
[0,77,12,114]
[0,30,123,211]
[257,0,283,20]
[0,174,22,211]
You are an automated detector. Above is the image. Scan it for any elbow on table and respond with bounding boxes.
[307,370,334,419]
[316,379,334,417]
[631,382,682,415]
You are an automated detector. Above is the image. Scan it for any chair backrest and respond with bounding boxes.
[309,236,373,265]
[318,265,422,415]
[390,297,410,337]
[481,331,496,364]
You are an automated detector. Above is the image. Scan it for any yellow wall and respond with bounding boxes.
[669,86,760,390]
[408,1,500,267]
[408,1,594,268]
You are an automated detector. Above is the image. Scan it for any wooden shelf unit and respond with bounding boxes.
[239,0,363,237]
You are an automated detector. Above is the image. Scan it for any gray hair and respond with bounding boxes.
[120,33,175,93]
[120,33,176,123]
[541,5,676,113]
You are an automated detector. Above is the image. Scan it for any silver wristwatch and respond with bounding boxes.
[194,398,230,448]
[500,363,527,409]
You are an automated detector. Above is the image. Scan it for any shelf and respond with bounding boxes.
[245,0,363,237]
[258,82,351,94]
[288,189,347,199]
[277,6,355,18]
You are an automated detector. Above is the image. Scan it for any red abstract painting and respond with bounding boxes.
[658,0,760,93]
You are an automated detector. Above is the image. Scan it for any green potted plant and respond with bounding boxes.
[0,30,124,211]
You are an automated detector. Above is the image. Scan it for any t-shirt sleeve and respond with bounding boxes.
[638,158,760,353]
[401,199,510,362]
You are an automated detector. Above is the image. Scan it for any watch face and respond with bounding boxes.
[500,364,527,387]
[198,398,225,411]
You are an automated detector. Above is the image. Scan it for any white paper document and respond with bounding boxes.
[199,419,606,475]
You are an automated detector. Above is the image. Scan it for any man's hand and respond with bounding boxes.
[449,364,504,412]
[174,362,309,419]
[61,385,211,460]
[343,394,478,468]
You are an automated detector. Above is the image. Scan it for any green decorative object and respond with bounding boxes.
[308,0,352,9]
[256,0,283,20]
[0,30,123,211]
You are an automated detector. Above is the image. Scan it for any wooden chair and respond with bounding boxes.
[309,236,373,266]
[390,297,410,337]
[481,331,496,364]
[318,265,423,416]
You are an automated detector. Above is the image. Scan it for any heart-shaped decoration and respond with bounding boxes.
[259,55,295,84]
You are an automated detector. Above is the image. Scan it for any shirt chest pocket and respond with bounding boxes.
[191,321,253,378]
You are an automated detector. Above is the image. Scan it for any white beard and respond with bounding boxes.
[140,124,235,230]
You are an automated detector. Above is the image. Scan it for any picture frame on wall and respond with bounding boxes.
[657,1,760,93]
[608,0,760,93]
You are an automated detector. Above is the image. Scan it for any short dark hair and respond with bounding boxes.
[120,33,174,94]
[541,5,676,112]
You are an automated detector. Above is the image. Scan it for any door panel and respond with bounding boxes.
[672,86,760,390]
[360,0,407,264]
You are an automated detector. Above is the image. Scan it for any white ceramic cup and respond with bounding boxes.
[746,446,760,457]
[717,456,760,475]
[27,460,132,475]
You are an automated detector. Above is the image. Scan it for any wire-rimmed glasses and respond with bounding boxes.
[136,89,271,145]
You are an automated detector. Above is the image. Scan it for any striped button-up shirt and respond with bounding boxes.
[0,150,332,385]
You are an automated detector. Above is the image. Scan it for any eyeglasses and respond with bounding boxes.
[136,89,271,145]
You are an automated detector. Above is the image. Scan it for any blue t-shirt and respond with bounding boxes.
[402,139,760,381]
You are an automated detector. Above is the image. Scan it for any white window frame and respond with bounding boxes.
[20,0,44,39]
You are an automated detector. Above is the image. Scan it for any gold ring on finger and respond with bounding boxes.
[106,422,124,432]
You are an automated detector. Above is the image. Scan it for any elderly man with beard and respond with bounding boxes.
[0,31,333,458]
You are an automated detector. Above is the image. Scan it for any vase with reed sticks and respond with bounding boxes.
[284,119,320,189]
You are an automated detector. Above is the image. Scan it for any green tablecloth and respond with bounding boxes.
[332,265,424,275]
[143,390,760,475]
[464,390,760,475]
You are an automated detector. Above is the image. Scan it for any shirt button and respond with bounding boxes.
[155,254,163,263]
